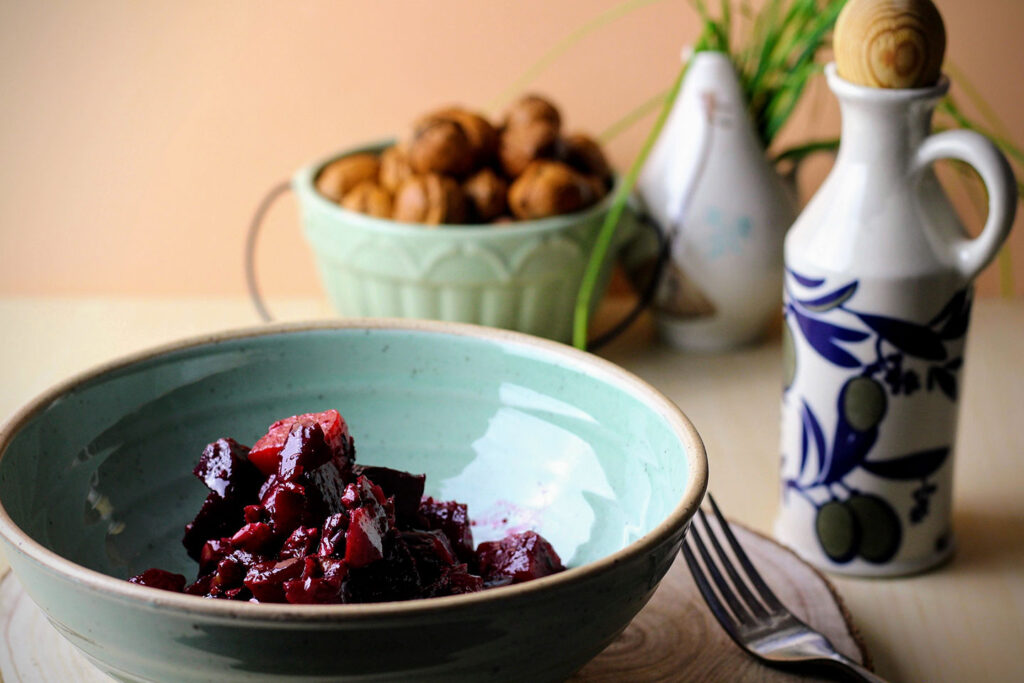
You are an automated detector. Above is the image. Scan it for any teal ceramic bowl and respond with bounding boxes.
[0,320,707,682]
[296,145,637,343]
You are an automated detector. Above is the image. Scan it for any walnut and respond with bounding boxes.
[503,94,561,133]
[507,161,597,220]
[406,115,475,177]
[462,168,508,223]
[437,108,498,168]
[393,174,468,225]
[379,145,414,193]
[582,174,609,203]
[315,154,381,203]
[561,133,613,188]
[498,120,561,178]
[340,181,393,218]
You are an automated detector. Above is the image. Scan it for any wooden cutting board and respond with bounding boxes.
[0,523,869,682]
[574,524,870,681]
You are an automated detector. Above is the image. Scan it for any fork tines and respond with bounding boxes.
[682,494,785,634]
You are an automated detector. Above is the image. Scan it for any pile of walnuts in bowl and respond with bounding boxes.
[315,94,613,225]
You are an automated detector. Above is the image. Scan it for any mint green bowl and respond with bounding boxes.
[296,145,636,343]
[0,320,706,682]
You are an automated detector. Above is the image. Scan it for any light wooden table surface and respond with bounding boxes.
[0,296,1021,682]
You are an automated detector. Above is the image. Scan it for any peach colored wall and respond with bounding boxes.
[0,1,1021,298]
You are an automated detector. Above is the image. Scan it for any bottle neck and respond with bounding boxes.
[836,97,937,172]
[826,64,949,178]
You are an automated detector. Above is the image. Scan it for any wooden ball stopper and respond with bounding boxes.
[834,0,946,88]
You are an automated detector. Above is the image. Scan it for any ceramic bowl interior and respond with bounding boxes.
[0,321,706,681]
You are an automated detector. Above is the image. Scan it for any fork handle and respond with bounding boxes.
[822,652,888,683]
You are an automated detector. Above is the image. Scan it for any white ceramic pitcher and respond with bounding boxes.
[775,64,1017,576]
[636,51,798,351]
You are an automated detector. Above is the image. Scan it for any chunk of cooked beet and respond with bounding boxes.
[418,497,475,563]
[345,506,388,568]
[275,424,350,518]
[229,522,276,554]
[318,512,350,558]
[476,531,565,587]
[303,459,349,518]
[401,529,458,587]
[244,557,305,603]
[248,410,352,477]
[140,409,563,604]
[283,556,348,604]
[277,424,331,482]
[340,475,387,510]
[198,538,232,575]
[221,586,253,601]
[128,568,186,593]
[279,526,320,560]
[193,438,261,501]
[432,563,484,597]
[341,477,394,568]
[260,481,310,537]
[183,572,213,596]
[342,532,421,603]
[183,492,244,560]
[204,549,261,597]
[243,505,266,524]
[353,465,425,527]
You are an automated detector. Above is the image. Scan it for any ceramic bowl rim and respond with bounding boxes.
[0,318,707,622]
[293,140,621,239]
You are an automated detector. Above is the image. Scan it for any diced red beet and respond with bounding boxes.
[353,465,425,526]
[229,522,276,554]
[401,529,458,587]
[274,424,351,518]
[248,410,352,477]
[244,557,306,603]
[184,573,213,596]
[243,505,266,524]
[476,531,565,587]
[198,538,232,574]
[319,556,348,582]
[193,438,261,500]
[418,498,475,563]
[340,475,387,510]
[340,477,394,568]
[342,532,421,603]
[183,492,245,561]
[279,526,320,559]
[283,575,345,604]
[345,506,388,568]
[277,424,332,482]
[303,459,350,518]
[143,409,563,605]
[128,568,186,592]
[260,481,309,537]
[282,556,347,604]
[258,473,279,501]
[222,586,253,601]
[207,549,258,596]
[434,563,484,596]
[318,512,350,558]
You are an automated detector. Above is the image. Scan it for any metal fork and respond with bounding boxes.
[682,495,886,682]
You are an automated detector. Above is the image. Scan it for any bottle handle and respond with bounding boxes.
[914,129,1018,283]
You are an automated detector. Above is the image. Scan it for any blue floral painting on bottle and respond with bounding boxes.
[781,269,970,564]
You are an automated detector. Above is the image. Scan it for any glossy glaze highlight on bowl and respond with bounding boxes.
[0,320,707,682]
